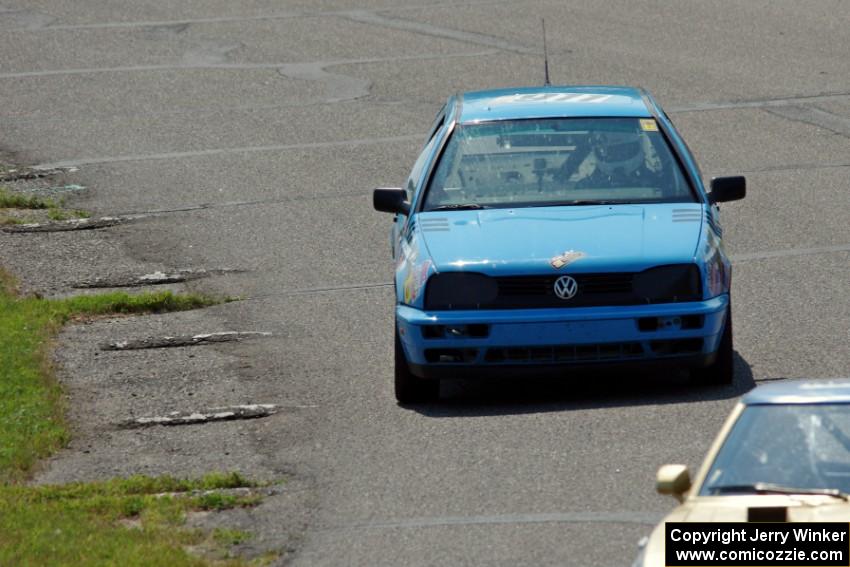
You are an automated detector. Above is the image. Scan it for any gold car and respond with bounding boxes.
[634,380,850,567]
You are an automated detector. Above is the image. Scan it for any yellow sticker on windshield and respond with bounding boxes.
[640,119,658,132]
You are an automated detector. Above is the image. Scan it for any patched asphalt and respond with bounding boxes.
[1,1,848,565]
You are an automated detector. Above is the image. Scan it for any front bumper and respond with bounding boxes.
[397,295,729,379]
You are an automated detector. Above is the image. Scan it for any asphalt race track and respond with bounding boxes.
[1,1,849,565]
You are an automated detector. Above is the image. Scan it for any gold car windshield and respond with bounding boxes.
[422,117,696,211]
[701,405,850,495]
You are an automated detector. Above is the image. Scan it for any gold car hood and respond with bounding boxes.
[642,495,850,567]
[676,495,850,521]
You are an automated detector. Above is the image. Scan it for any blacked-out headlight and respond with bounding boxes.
[632,264,702,303]
[424,272,498,310]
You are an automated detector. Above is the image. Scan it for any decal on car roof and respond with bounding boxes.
[495,93,614,105]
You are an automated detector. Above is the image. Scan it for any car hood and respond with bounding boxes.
[417,204,704,275]
[671,495,850,521]
[641,496,850,567]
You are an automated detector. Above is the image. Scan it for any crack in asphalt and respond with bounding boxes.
[0,7,56,29]
[273,50,495,104]
[1,215,139,233]
[120,404,280,428]
[115,189,370,217]
[0,50,482,80]
[73,268,244,289]
[0,166,72,181]
[0,62,301,79]
[103,331,273,351]
[763,105,850,139]
[278,62,371,104]
[329,510,663,531]
[0,50,493,81]
[3,0,519,31]
[181,39,243,66]
[0,97,436,125]
[0,50,484,125]
[739,162,850,174]
[730,243,850,263]
[25,12,308,31]
[668,91,850,113]
[17,190,372,228]
[4,91,847,125]
[244,283,394,301]
[337,10,536,55]
[34,134,421,168]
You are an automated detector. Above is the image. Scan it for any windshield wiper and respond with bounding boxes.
[429,203,489,211]
[709,483,850,501]
[527,200,624,207]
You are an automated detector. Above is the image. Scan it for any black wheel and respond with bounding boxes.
[395,325,439,404]
[692,306,734,385]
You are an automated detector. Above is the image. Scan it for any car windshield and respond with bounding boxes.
[422,117,695,211]
[700,404,850,496]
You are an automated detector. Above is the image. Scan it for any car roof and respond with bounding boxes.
[742,379,850,405]
[458,85,652,124]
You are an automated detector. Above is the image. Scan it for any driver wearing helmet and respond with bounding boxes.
[575,129,660,189]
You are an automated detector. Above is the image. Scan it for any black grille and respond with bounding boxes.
[485,342,644,364]
[423,266,702,310]
[483,339,702,365]
[493,273,636,308]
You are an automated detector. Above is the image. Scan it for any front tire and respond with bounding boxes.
[395,325,439,404]
[692,306,734,385]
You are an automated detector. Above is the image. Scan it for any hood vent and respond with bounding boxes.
[672,209,702,223]
[420,217,450,232]
[747,507,787,522]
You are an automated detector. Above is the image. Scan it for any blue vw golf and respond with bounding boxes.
[374,86,745,403]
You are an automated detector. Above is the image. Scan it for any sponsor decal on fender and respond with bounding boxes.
[403,259,432,303]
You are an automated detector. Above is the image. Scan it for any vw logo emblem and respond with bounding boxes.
[553,275,578,300]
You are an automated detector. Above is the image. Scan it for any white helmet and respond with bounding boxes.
[592,130,644,176]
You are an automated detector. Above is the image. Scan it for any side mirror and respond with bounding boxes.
[656,464,691,502]
[373,188,410,215]
[709,176,746,204]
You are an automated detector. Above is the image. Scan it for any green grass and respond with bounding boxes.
[0,215,27,225]
[0,187,57,209]
[0,276,68,484]
[0,270,263,565]
[0,271,231,482]
[213,528,254,547]
[47,208,90,221]
[59,290,227,317]
[0,473,268,566]
[0,186,90,223]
